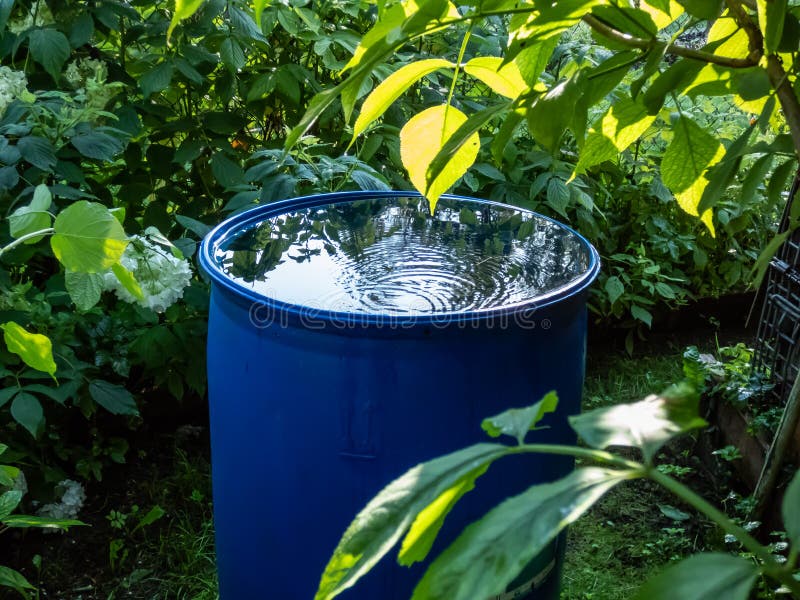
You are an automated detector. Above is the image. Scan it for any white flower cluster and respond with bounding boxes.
[7,0,55,34]
[104,235,193,313]
[65,58,120,111]
[0,67,30,116]
[37,479,86,521]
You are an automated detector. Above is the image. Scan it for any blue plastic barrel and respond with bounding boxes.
[199,191,600,599]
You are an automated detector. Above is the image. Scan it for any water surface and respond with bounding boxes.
[214,197,591,314]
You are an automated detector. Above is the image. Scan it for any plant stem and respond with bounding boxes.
[514,443,644,471]
[650,467,800,597]
[0,228,54,258]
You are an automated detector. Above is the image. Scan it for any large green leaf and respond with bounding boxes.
[1,322,56,377]
[569,384,707,464]
[411,467,638,600]
[0,490,22,520]
[0,565,35,594]
[89,380,139,416]
[17,136,56,172]
[758,0,787,53]
[783,468,800,548]
[70,130,124,161]
[352,59,453,143]
[10,392,44,438]
[8,184,52,242]
[463,57,527,99]
[65,271,105,312]
[314,443,512,600]
[574,96,656,176]
[27,29,70,81]
[507,0,603,56]
[634,553,759,600]
[482,392,559,445]
[400,105,479,213]
[675,0,723,19]
[661,116,724,235]
[140,62,175,98]
[51,201,129,273]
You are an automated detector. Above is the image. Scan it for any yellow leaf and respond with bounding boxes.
[463,57,527,99]
[399,105,480,213]
[640,0,684,29]
[1,321,57,378]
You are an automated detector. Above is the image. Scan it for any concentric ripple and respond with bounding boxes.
[214,196,591,315]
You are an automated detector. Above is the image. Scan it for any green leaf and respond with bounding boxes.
[28,29,70,81]
[569,384,707,463]
[1,322,56,377]
[10,392,44,438]
[631,304,653,327]
[51,201,129,273]
[0,387,17,408]
[70,130,124,161]
[220,37,246,71]
[17,136,56,172]
[167,0,205,42]
[140,62,175,98]
[65,271,105,311]
[352,59,453,144]
[661,116,724,235]
[574,96,655,176]
[400,105,479,213]
[782,468,800,548]
[634,553,759,600]
[491,109,525,164]
[89,380,139,416]
[111,263,144,302]
[411,467,637,600]
[546,177,570,217]
[758,0,788,53]
[658,504,691,521]
[0,489,23,520]
[481,391,558,444]
[8,184,52,242]
[463,57,527,99]
[1,514,85,529]
[751,230,790,287]
[133,505,165,532]
[0,565,35,593]
[210,152,245,189]
[675,0,723,20]
[643,61,705,115]
[527,75,582,152]
[254,0,268,28]
[605,276,625,305]
[314,443,512,600]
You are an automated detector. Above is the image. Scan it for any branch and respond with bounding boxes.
[582,14,760,68]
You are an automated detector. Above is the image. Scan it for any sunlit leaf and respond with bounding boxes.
[1,514,85,529]
[569,384,707,463]
[1,322,56,377]
[411,467,639,600]
[463,57,527,99]
[51,201,129,273]
[640,0,684,29]
[574,96,656,176]
[111,263,144,302]
[352,59,454,144]
[167,0,205,43]
[758,0,788,53]
[315,444,512,600]
[634,553,759,600]
[661,116,725,236]
[400,105,479,213]
[481,391,558,444]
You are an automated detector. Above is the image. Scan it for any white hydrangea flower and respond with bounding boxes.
[37,479,86,521]
[0,67,31,116]
[104,235,193,313]
[64,58,120,111]
[7,0,55,34]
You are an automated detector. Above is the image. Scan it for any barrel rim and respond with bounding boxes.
[198,191,601,325]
